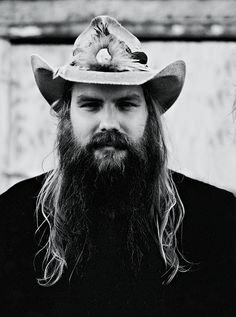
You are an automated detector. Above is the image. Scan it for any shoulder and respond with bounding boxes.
[0,173,47,208]
[171,170,236,260]
[0,173,47,201]
[171,170,235,211]
[0,172,48,263]
[0,173,48,228]
[171,169,236,227]
[171,169,235,198]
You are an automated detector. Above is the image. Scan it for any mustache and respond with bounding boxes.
[87,130,131,151]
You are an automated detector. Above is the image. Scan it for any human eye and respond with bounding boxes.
[118,101,138,111]
[79,102,102,112]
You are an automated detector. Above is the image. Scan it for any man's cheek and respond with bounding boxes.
[70,124,93,147]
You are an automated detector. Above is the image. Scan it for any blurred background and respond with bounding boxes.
[0,0,236,194]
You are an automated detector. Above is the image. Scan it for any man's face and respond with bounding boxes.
[70,83,148,165]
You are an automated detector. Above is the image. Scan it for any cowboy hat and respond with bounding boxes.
[31,16,186,112]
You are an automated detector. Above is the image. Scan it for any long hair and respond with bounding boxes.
[142,84,188,283]
[35,83,188,287]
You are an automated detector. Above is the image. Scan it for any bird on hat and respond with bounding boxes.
[31,15,186,112]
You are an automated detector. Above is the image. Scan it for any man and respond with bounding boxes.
[0,16,235,317]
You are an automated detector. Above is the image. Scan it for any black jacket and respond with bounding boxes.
[0,172,235,317]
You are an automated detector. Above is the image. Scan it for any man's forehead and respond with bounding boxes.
[71,83,145,100]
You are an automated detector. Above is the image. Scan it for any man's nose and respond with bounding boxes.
[98,105,120,131]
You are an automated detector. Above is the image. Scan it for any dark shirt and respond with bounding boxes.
[0,171,235,317]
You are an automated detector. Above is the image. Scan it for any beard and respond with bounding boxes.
[54,117,160,277]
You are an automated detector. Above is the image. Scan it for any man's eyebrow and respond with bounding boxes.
[76,95,103,102]
[118,94,142,101]
[76,93,143,103]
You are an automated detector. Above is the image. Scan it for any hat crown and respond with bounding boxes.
[70,15,148,72]
[31,15,186,111]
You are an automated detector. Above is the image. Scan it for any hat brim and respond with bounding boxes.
[31,54,186,112]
